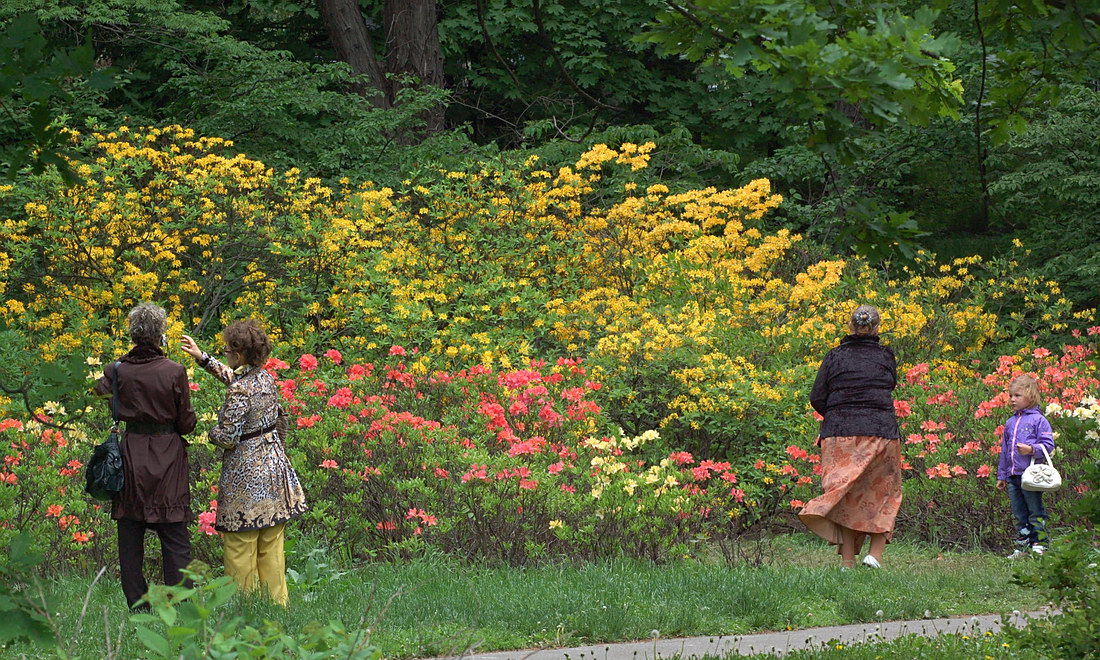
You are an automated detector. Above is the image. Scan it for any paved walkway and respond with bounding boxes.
[444,610,1044,659]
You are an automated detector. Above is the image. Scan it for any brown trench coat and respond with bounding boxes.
[94,346,197,522]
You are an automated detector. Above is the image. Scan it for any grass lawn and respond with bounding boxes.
[5,534,1046,659]
[730,631,1042,659]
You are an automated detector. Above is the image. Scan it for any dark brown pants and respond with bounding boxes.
[117,519,192,609]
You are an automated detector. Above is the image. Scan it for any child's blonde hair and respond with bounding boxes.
[1010,374,1041,408]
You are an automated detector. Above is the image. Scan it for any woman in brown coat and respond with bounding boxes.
[95,303,197,610]
[182,320,307,605]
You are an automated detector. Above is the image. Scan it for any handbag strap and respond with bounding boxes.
[1027,444,1054,467]
[1037,444,1053,466]
[109,361,122,425]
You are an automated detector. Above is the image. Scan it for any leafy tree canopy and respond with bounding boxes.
[642,1,965,160]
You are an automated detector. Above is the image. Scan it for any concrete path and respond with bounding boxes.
[444,610,1044,659]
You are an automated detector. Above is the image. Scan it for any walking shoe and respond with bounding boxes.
[1031,544,1046,556]
[861,555,882,568]
[1005,549,1029,559]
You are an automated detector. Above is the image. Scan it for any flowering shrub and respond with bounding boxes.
[889,336,1100,545]
[0,349,826,566]
[0,418,115,570]
[0,125,1096,564]
[0,127,1086,416]
[4,333,1099,566]
[210,351,828,563]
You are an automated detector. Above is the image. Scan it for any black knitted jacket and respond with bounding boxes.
[809,335,900,440]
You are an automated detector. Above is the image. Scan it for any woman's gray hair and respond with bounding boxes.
[128,303,167,346]
[849,304,881,335]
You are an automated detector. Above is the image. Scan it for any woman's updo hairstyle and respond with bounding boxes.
[848,304,881,336]
[222,319,272,367]
[128,302,167,346]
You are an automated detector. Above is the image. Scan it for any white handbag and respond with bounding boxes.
[1021,445,1061,492]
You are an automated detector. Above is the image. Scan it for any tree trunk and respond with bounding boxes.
[384,0,446,134]
[972,0,991,232]
[316,0,391,108]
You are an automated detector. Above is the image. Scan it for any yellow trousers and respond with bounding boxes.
[222,523,288,605]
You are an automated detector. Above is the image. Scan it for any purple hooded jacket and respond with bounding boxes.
[996,407,1055,481]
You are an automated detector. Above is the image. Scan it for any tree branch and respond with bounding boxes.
[477,0,521,88]
[664,1,741,48]
[531,0,623,112]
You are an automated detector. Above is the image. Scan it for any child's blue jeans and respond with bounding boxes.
[1007,475,1048,547]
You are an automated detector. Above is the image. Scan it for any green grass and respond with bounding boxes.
[5,534,1046,659]
[730,631,1042,659]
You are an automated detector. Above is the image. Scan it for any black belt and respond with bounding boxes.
[240,423,278,442]
[126,422,177,435]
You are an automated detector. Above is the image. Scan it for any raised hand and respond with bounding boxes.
[180,335,204,361]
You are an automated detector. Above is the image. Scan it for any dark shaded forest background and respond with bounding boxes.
[2,0,1098,308]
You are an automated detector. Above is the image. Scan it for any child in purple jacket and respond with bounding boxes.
[996,374,1055,558]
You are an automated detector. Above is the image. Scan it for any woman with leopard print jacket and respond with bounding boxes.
[181,320,307,605]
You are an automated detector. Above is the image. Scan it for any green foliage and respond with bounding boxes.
[0,533,53,648]
[738,118,976,261]
[127,563,378,659]
[522,123,740,189]
[0,13,113,183]
[976,0,1100,146]
[0,325,106,427]
[438,0,796,157]
[285,545,350,596]
[158,45,474,183]
[1005,455,1100,658]
[0,2,477,185]
[641,0,964,161]
[988,85,1100,308]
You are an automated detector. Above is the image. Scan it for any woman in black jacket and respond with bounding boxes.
[799,305,902,569]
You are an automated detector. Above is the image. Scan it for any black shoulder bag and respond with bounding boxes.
[85,361,125,500]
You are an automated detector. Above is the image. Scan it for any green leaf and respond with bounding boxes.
[134,625,173,657]
[157,604,178,626]
[212,578,238,606]
[166,625,199,639]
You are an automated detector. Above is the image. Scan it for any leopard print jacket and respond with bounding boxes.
[200,355,308,532]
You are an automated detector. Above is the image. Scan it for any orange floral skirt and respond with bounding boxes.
[799,435,902,545]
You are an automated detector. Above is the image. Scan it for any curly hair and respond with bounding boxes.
[1010,374,1042,408]
[848,304,881,336]
[128,302,167,346]
[222,319,272,367]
